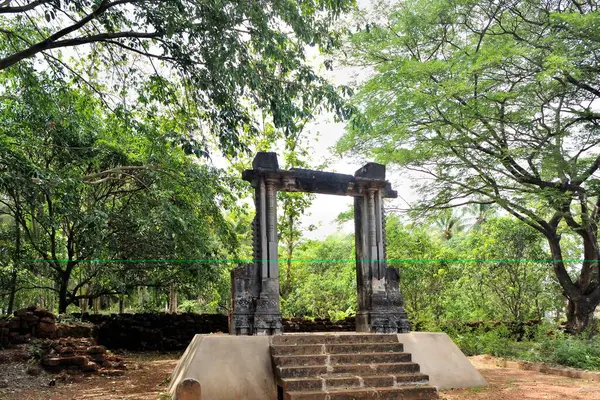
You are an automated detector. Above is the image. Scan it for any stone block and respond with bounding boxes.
[60,356,87,367]
[86,345,106,355]
[42,357,61,367]
[176,378,201,400]
[169,335,275,400]
[397,332,487,390]
[38,319,57,338]
[82,362,98,373]
[252,152,279,170]
[355,162,386,179]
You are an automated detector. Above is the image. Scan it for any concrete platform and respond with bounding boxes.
[397,332,487,389]
[168,335,275,399]
[169,332,485,399]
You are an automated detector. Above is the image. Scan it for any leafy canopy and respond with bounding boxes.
[1,0,356,156]
[338,0,600,331]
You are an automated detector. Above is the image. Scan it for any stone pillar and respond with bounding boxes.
[253,178,282,335]
[355,163,410,333]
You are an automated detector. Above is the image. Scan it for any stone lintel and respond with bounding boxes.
[242,168,397,198]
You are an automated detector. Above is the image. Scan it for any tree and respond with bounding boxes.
[0,66,235,313]
[340,0,600,333]
[0,0,354,157]
[458,217,560,324]
[283,233,355,319]
[431,209,468,241]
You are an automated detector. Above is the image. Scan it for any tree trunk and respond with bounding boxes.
[119,295,125,314]
[7,203,21,315]
[7,267,17,315]
[565,296,597,334]
[547,234,600,333]
[58,272,70,314]
[168,284,178,313]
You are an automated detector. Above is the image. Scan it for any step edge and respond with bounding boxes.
[285,385,438,395]
[281,372,430,383]
[274,352,412,358]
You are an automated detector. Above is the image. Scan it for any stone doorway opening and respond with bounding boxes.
[230,152,410,335]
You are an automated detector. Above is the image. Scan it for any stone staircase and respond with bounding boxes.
[270,334,439,400]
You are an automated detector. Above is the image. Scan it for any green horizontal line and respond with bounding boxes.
[22,259,599,264]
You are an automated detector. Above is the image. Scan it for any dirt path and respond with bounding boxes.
[0,352,179,400]
[441,356,600,400]
[2,351,600,399]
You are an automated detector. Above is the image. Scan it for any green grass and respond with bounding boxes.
[449,324,600,371]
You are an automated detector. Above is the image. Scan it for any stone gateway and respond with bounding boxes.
[230,152,410,335]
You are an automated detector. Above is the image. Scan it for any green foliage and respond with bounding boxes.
[340,0,600,332]
[450,324,600,371]
[0,67,237,313]
[1,0,355,157]
[282,233,355,319]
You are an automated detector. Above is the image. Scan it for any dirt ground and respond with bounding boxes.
[441,356,600,400]
[0,349,179,400]
[1,350,600,399]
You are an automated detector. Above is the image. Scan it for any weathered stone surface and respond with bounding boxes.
[26,365,43,376]
[176,378,201,400]
[169,335,275,400]
[38,337,127,375]
[252,151,279,170]
[237,152,409,335]
[272,334,438,400]
[37,319,57,338]
[82,361,98,373]
[397,332,487,390]
[86,345,106,354]
[42,357,61,367]
[60,356,87,367]
[73,312,228,350]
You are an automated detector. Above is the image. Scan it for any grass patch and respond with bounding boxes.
[448,324,600,371]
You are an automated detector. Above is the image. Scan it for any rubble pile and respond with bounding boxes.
[39,337,126,376]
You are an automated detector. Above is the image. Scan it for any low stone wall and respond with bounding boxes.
[0,306,58,346]
[283,317,355,332]
[74,312,229,351]
[3,309,357,351]
[71,313,356,350]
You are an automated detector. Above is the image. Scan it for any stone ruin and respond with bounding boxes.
[230,152,411,335]
[0,306,125,376]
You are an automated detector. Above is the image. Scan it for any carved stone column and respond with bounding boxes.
[355,164,410,333]
[253,177,282,335]
[234,152,409,335]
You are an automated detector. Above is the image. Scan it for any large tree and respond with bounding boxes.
[0,0,354,156]
[0,66,235,313]
[340,0,600,332]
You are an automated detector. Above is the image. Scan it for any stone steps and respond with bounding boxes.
[270,334,439,400]
[274,352,412,367]
[271,343,405,356]
[283,373,430,391]
[272,334,400,345]
[285,386,439,400]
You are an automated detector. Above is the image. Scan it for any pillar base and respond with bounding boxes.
[356,311,410,333]
[253,313,282,335]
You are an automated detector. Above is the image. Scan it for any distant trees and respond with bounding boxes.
[340,0,600,333]
[279,213,562,329]
[282,233,356,319]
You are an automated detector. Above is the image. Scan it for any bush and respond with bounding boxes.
[448,323,600,370]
